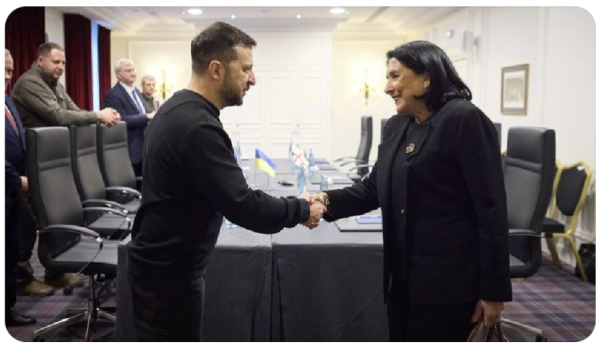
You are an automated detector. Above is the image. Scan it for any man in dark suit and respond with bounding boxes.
[104,59,155,177]
[5,48,37,326]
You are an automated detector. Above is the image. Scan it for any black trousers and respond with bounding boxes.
[128,273,205,341]
[5,198,23,310]
[387,282,477,342]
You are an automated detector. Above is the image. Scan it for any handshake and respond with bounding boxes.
[299,191,329,229]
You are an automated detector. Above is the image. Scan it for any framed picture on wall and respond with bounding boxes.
[501,64,529,115]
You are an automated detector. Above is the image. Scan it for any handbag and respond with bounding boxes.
[467,319,507,342]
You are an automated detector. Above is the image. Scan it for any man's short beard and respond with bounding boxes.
[221,67,243,107]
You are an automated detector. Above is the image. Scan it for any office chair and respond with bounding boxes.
[493,122,502,147]
[69,125,139,215]
[96,122,142,204]
[336,116,373,182]
[542,162,592,281]
[26,127,121,341]
[381,117,389,142]
[503,127,555,342]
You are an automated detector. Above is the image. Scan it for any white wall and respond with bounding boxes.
[331,39,406,162]
[111,30,333,159]
[44,7,66,87]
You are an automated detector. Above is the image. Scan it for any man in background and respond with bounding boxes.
[5,48,38,326]
[140,75,158,111]
[104,59,155,177]
[11,42,121,294]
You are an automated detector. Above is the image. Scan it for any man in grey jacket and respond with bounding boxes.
[10,42,121,295]
[12,42,120,128]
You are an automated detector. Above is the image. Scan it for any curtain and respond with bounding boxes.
[98,25,112,105]
[4,7,45,92]
[64,14,93,110]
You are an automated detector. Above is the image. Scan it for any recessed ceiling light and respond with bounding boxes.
[329,8,345,14]
[187,8,203,15]
[231,14,236,19]
[296,14,302,19]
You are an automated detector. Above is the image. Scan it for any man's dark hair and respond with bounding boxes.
[387,40,472,112]
[37,42,64,57]
[191,22,257,75]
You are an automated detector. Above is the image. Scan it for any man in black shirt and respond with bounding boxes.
[128,22,326,341]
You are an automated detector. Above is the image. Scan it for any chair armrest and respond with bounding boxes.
[509,229,541,238]
[83,206,130,219]
[105,186,142,199]
[82,199,129,214]
[339,159,368,167]
[334,156,356,163]
[40,224,102,244]
[348,164,375,173]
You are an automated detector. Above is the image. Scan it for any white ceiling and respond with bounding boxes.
[54,6,464,38]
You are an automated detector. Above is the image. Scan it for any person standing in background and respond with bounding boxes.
[140,75,158,111]
[104,59,156,177]
[11,42,121,293]
[5,48,39,326]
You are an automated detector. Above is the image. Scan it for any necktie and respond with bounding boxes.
[131,90,145,114]
[5,105,20,137]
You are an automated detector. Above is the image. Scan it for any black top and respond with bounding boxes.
[128,89,310,280]
[324,99,511,306]
[389,120,429,282]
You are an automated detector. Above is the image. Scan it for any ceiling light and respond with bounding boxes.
[329,8,345,14]
[296,14,302,19]
[231,14,236,19]
[187,8,203,15]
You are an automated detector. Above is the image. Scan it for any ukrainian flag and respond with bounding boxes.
[255,149,277,177]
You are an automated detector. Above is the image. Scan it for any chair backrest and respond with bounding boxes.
[555,162,592,219]
[493,122,502,147]
[381,118,389,142]
[504,127,555,278]
[97,122,137,189]
[356,116,373,176]
[69,125,107,201]
[26,127,82,263]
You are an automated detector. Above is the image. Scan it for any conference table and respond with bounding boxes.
[115,159,388,341]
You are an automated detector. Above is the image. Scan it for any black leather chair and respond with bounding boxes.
[381,117,389,142]
[493,122,502,147]
[503,127,555,341]
[69,125,140,215]
[542,162,592,282]
[336,116,373,182]
[26,127,121,341]
[96,122,143,202]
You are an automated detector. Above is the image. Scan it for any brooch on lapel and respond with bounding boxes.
[405,143,415,154]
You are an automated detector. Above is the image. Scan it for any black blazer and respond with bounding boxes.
[325,98,512,306]
[5,94,26,208]
[103,83,150,164]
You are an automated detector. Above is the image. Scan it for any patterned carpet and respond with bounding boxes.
[5,252,596,342]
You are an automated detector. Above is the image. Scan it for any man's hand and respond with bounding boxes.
[299,190,327,229]
[311,192,329,207]
[470,299,504,328]
[147,111,156,120]
[19,176,28,197]
[97,107,120,127]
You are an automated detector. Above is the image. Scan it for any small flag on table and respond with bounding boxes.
[255,149,277,177]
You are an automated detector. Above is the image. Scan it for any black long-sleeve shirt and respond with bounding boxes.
[129,89,309,280]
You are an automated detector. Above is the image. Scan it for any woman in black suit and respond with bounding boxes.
[314,41,511,341]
